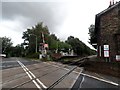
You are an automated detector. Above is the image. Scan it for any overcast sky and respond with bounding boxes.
[1,0,119,49]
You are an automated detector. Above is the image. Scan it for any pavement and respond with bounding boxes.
[0,57,120,90]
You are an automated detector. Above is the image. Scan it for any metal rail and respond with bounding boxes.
[9,68,61,90]
[46,66,78,90]
[46,57,88,90]
[8,56,89,90]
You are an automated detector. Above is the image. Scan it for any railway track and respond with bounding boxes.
[2,57,89,90]
[46,57,88,90]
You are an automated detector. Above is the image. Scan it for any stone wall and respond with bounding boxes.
[84,60,120,78]
[98,6,119,61]
[118,4,120,55]
[118,3,120,33]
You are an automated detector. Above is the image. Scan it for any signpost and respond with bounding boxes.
[104,51,109,57]
[99,46,101,57]
[116,55,120,61]
[103,45,110,62]
[104,45,109,51]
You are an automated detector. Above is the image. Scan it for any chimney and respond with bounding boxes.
[109,0,112,7]
[116,1,118,4]
[113,0,114,5]
[110,1,112,5]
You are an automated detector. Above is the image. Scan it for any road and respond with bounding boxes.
[0,57,119,90]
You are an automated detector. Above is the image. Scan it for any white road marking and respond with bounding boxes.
[79,76,85,88]
[95,73,106,80]
[70,68,83,88]
[81,73,119,86]
[18,61,47,88]
[17,60,47,89]
[32,80,41,89]
[28,70,47,89]
[17,61,41,89]
[21,61,47,88]
[17,60,119,88]
[44,62,119,86]
[36,78,47,89]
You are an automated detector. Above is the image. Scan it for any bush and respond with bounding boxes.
[26,53,39,59]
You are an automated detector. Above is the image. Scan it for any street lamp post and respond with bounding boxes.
[35,36,37,53]
[29,32,46,56]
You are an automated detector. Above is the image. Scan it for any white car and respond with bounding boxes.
[0,54,6,57]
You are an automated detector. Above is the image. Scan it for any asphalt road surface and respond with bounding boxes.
[0,57,119,90]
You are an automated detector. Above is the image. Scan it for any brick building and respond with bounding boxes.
[95,1,120,62]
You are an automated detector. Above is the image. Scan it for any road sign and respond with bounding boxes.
[116,55,120,61]
[104,45,109,50]
[104,51,109,57]
[104,45,109,57]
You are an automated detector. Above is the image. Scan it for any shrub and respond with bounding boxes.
[26,53,39,59]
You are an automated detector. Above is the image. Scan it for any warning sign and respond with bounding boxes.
[104,51,109,57]
[116,55,120,61]
[104,45,109,50]
[104,45,109,57]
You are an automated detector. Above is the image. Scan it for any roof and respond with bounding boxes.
[97,1,120,17]
[95,1,120,34]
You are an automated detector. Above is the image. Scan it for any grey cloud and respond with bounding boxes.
[2,2,68,33]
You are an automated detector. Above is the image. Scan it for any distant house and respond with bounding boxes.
[95,1,120,62]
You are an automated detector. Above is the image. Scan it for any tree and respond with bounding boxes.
[66,36,95,55]
[88,24,97,48]
[22,22,50,54]
[11,44,25,57]
[47,34,59,51]
[22,22,72,56]
[50,34,59,41]
[1,36,13,57]
[45,34,71,53]
[58,41,71,52]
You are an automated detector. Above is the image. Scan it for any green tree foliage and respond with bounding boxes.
[11,44,25,57]
[22,22,71,55]
[21,22,96,57]
[66,36,95,56]
[58,41,71,52]
[50,34,59,41]
[1,37,13,57]
[1,37,25,57]
[22,22,50,54]
[47,34,59,51]
[88,24,97,48]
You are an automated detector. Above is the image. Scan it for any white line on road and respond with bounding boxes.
[70,68,83,88]
[44,62,119,86]
[17,60,47,89]
[17,61,41,89]
[79,76,85,88]
[81,73,119,86]
[28,70,47,89]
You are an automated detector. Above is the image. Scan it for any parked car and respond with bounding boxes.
[0,54,6,57]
